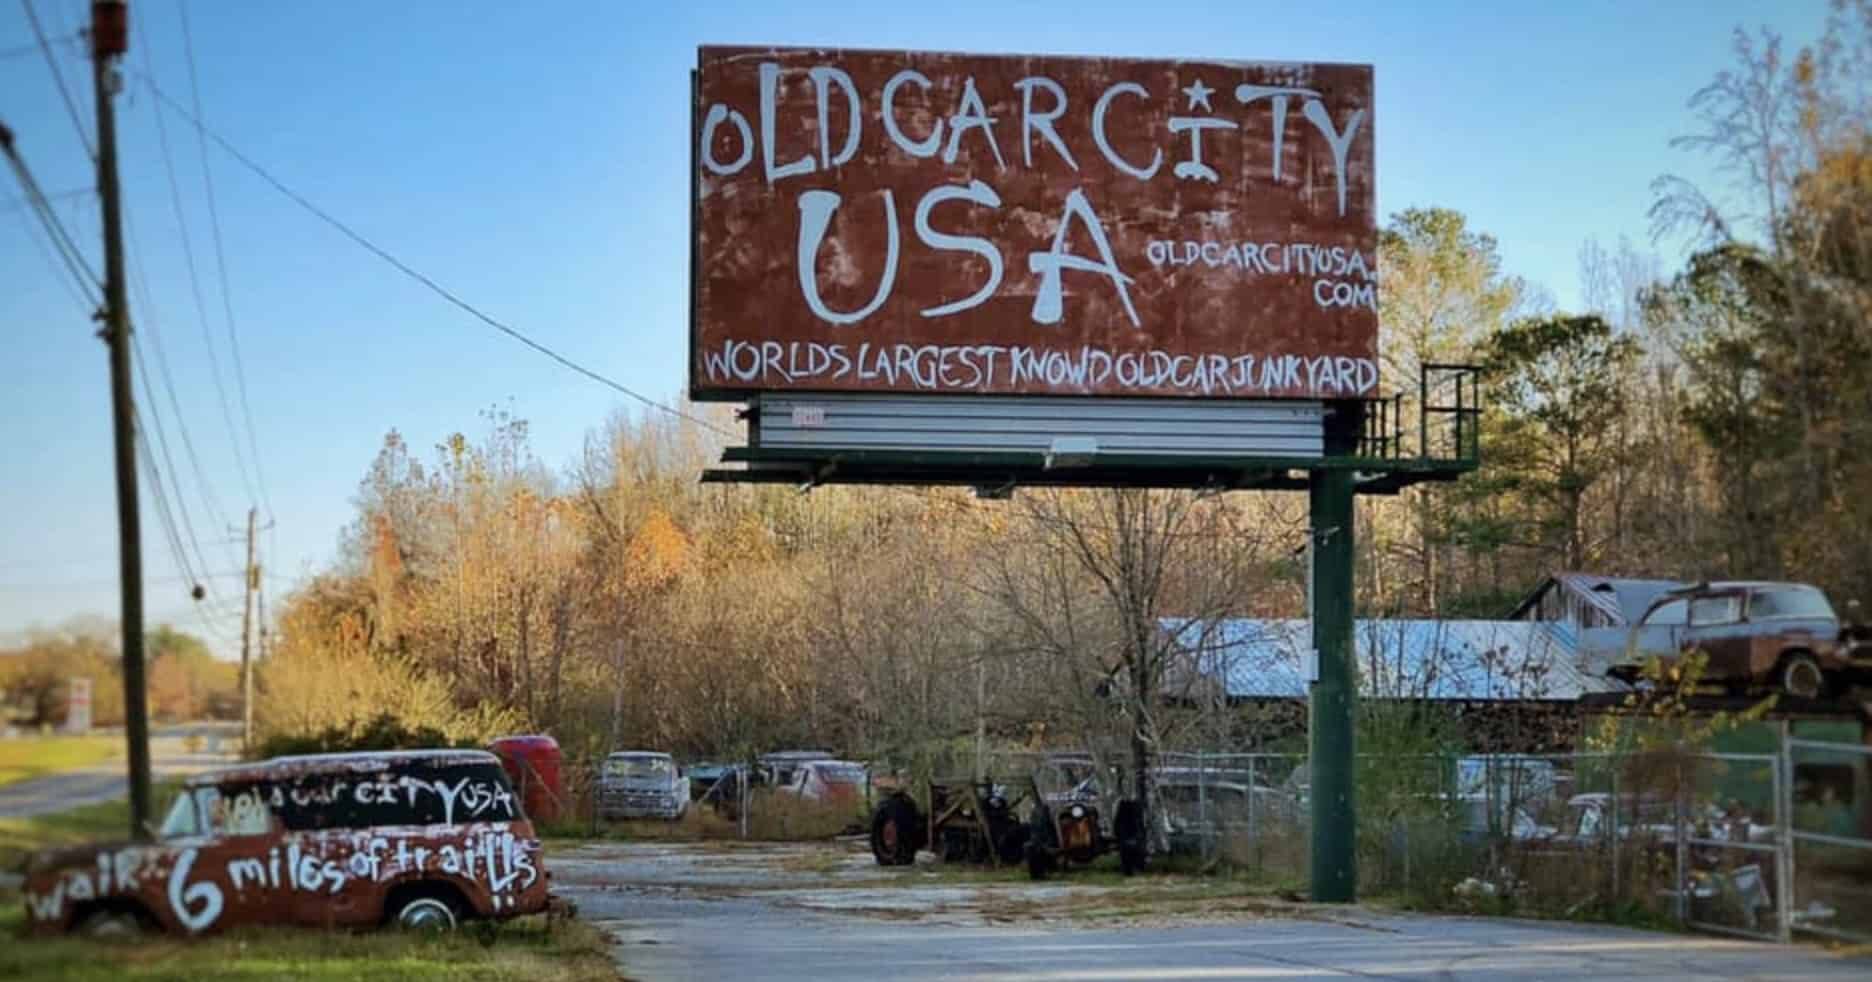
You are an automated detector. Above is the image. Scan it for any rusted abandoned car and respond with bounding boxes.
[750,750,832,790]
[1152,769,1300,855]
[22,749,556,936]
[771,758,869,805]
[596,751,687,821]
[1607,581,1869,699]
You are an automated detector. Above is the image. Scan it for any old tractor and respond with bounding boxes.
[869,772,1130,878]
[869,777,1030,866]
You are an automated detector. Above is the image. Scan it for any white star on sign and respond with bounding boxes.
[1183,78,1215,112]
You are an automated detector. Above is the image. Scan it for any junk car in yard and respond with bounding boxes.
[772,758,869,804]
[21,749,559,936]
[596,751,688,821]
[751,750,833,788]
[1606,581,1871,699]
[685,762,730,802]
[1152,769,1305,854]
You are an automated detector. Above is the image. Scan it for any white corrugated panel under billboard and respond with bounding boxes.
[753,395,1326,460]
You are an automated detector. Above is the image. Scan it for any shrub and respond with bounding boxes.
[254,711,483,759]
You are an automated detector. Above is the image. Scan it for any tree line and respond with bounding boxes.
[1,623,239,729]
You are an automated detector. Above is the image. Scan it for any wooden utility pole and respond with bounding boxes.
[91,0,151,839]
[233,507,274,750]
[257,577,267,660]
[239,507,256,749]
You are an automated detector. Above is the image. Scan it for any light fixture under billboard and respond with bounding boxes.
[750,393,1326,460]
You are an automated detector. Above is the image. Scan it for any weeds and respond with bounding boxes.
[1,890,624,982]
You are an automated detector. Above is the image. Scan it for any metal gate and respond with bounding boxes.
[1780,727,1872,945]
[1681,751,1786,942]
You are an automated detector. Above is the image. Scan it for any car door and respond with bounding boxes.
[1685,591,1749,683]
[1628,598,1687,669]
[170,784,287,934]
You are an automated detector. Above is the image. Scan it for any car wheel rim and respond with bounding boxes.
[1788,661,1821,699]
[399,898,456,931]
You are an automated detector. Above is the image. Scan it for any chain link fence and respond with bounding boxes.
[544,728,1865,949]
[1123,747,1789,940]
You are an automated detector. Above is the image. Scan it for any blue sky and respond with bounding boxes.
[0,1,1827,656]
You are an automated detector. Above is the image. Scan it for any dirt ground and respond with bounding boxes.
[552,837,1872,981]
[550,836,1320,927]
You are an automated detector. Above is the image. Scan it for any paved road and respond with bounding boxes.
[556,842,1870,982]
[0,737,236,819]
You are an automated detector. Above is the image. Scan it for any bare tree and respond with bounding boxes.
[980,489,1280,850]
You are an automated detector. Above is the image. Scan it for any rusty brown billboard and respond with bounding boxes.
[691,46,1375,401]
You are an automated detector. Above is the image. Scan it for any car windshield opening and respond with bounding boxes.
[813,764,866,784]
[607,757,672,779]
[1751,588,1835,620]
[1643,598,1689,626]
[158,789,199,840]
[1689,595,1742,626]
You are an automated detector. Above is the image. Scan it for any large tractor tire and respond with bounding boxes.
[1115,799,1147,877]
[869,795,922,866]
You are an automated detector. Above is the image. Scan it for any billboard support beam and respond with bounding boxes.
[1307,464,1357,902]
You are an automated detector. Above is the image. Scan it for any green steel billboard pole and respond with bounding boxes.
[1308,452,1358,901]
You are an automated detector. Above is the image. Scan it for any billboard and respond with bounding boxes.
[691,46,1376,402]
[64,676,92,734]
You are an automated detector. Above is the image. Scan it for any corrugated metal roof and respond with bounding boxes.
[1170,618,1621,702]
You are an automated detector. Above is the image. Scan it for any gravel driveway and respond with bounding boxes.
[553,838,1870,981]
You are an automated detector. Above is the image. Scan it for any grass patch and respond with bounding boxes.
[0,736,120,788]
[0,780,184,872]
[0,901,626,982]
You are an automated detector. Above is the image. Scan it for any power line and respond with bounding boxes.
[2,39,55,59]
[138,76,735,440]
[7,101,228,643]
[0,570,252,592]
[147,600,242,621]
[1,124,102,302]
[177,0,272,524]
[1,186,93,214]
[136,14,259,513]
[131,411,241,660]
[124,194,239,547]
[20,45,245,614]
[132,302,232,607]
[133,341,213,589]
[0,541,243,572]
[134,405,202,597]
[19,0,92,159]
[11,190,94,314]
[3,117,238,631]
